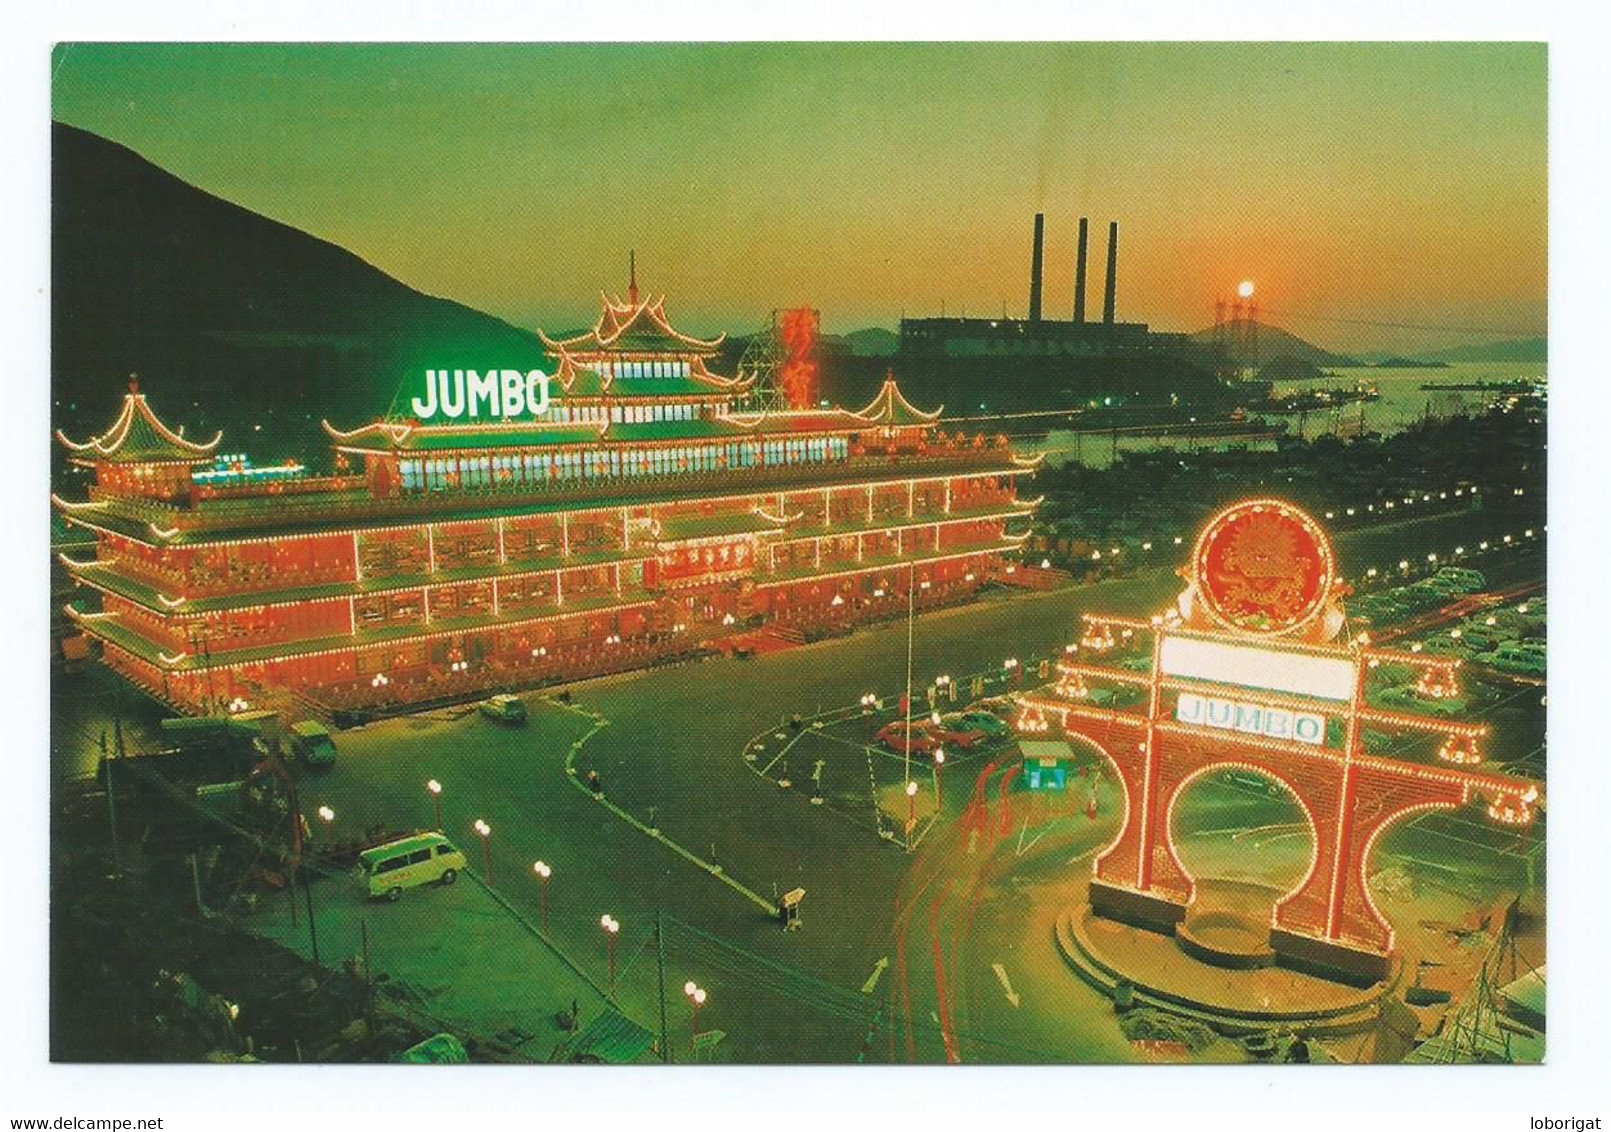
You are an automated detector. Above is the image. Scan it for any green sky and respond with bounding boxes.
[52,42,1546,352]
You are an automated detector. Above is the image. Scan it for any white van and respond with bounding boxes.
[356,832,468,901]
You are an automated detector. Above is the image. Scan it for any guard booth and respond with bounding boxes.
[780,887,805,930]
[1019,739,1079,791]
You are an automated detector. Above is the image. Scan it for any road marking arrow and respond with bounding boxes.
[992,962,1021,1007]
[861,956,889,994]
[1016,827,1048,858]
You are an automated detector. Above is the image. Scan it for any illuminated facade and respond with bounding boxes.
[55,288,1040,716]
[1013,499,1541,983]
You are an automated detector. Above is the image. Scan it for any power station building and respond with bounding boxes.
[898,215,1192,360]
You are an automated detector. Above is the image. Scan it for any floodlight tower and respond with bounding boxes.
[735,312,787,413]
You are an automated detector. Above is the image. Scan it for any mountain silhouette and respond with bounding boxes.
[1187,320,1359,369]
[52,121,548,466]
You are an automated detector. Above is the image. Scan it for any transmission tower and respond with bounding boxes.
[734,312,788,413]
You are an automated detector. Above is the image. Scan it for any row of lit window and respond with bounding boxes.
[549,402,700,424]
[397,437,851,491]
[605,360,691,380]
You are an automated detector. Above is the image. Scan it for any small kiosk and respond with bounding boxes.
[1019,739,1079,792]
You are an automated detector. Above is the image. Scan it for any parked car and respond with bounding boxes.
[480,694,528,725]
[356,832,468,901]
[930,720,989,749]
[966,696,1016,720]
[1477,641,1547,678]
[876,721,942,754]
[949,710,1013,739]
[289,720,337,770]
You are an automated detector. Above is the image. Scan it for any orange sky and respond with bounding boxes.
[52,42,1546,353]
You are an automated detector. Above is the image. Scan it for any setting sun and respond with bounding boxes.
[1237,279,1255,299]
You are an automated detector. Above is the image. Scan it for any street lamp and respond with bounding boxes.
[427,779,443,829]
[683,981,707,1048]
[474,819,493,885]
[906,779,919,831]
[933,748,945,807]
[601,914,621,996]
[533,860,552,931]
[317,805,335,829]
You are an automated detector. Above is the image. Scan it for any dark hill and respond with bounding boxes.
[842,327,899,357]
[52,121,548,467]
[1187,321,1359,369]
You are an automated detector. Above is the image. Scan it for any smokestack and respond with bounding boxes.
[1102,220,1119,326]
[1028,213,1045,323]
[1073,217,1089,324]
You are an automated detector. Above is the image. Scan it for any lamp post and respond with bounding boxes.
[861,693,878,740]
[933,748,945,808]
[601,914,621,996]
[905,779,919,847]
[427,779,442,830]
[473,819,493,885]
[299,803,326,967]
[683,981,707,1050]
[316,807,335,860]
[533,860,552,931]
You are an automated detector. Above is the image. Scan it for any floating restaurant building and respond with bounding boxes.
[55,286,1041,716]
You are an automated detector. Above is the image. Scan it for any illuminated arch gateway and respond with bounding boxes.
[1015,499,1541,983]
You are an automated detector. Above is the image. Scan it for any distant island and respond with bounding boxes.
[1374,357,1450,369]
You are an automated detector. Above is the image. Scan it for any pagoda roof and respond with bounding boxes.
[55,448,1033,549]
[724,376,942,433]
[655,509,794,542]
[324,418,605,454]
[57,379,222,465]
[67,586,658,672]
[539,293,726,357]
[323,415,776,455]
[324,400,940,456]
[852,375,943,426]
[551,352,752,399]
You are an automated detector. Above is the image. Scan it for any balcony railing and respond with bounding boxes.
[83,446,1026,539]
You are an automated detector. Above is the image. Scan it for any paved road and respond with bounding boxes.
[53,506,1545,1062]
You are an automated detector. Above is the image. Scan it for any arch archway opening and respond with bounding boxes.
[1168,765,1318,898]
[1166,766,1320,966]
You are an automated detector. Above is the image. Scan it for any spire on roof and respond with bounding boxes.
[629,250,638,307]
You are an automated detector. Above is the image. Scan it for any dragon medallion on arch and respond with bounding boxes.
[1192,499,1336,636]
